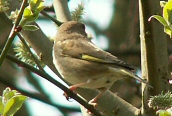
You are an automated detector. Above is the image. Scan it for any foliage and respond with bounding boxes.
[8,0,46,68]
[14,41,45,68]
[149,0,172,38]
[157,109,171,116]
[0,0,10,12]
[9,0,45,31]
[0,87,28,116]
[71,2,85,22]
[148,91,172,116]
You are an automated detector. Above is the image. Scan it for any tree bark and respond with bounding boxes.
[139,0,170,115]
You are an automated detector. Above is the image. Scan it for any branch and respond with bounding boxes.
[53,0,72,22]
[41,10,62,26]
[139,0,170,115]
[0,75,80,115]
[0,0,27,66]
[2,50,103,116]
[17,33,45,71]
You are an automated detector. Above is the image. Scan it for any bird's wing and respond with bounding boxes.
[61,37,134,70]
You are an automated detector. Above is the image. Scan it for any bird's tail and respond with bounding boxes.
[120,69,152,88]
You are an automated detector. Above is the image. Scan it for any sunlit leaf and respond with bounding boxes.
[149,15,172,37]
[164,26,172,37]
[149,15,168,26]
[23,25,39,31]
[0,96,3,114]
[160,1,167,7]
[163,1,172,24]
[3,95,28,116]
[2,88,11,99]
[4,91,16,102]
[23,7,33,18]
[30,0,44,11]
[37,4,45,12]
[25,12,39,22]
[157,110,171,116]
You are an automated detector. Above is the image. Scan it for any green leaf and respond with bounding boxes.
[26,12,39,22]
[149,15,172,37]
[164,26,172,37]
[160,1,167,8]
[30,0,44,11]
[2,87,11,97]
[167,108,172,114]
[3,95,28,116]
[157,110,171,116]
[0,96,3,114]
[37,4,45,12]
[167,9,172,25]
[163,1,172,24]
[23,7,33,18]
[19,18,27,27]
[4,91,16,102]
[149,15,168,26]
[23,25,39,31]
[21,0,45,26]
[23,7,39,22]
[0,88,28,116]
[2,87,14,102]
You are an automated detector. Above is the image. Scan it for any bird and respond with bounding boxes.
[52,21,149,106]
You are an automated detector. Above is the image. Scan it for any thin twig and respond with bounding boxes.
[41,10,62,26]
[2,50,103,116]
[0,0,28,66]
[0,76,80,115]
[17,33,45,71]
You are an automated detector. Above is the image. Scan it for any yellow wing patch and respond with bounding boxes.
[81,54,108,63]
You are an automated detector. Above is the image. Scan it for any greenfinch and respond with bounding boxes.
[53,21,149,105]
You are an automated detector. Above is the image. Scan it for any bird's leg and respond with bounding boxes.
[64,80,91,99]
[64,83,87,100]
[69,79,92,91]
[64,82,88,100]
[69,80,108,107]
[69,82,87,91]
[88,87,108,107]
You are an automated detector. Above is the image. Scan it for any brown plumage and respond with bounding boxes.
[53,21,149,105]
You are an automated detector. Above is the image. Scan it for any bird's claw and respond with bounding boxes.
[63,92,70,100]
[88,99,98,108]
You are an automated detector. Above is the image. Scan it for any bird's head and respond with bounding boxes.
[57,21,87,36]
